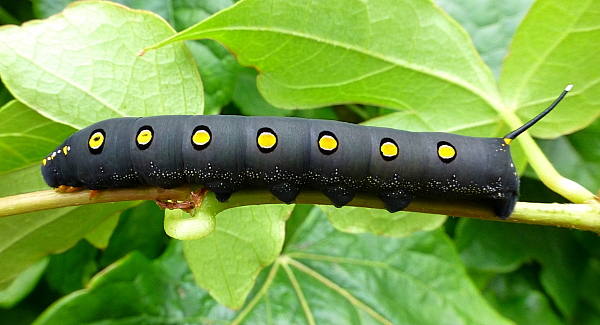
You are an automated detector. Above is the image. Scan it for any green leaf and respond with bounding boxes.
[435,0,535,79]
[321,206,446,237]
[148,0,502,135]
[83,213,120,249]
[0,1,204,129]
[536,137,600,193]
[249,209,511,324]
[44,240,98,295]
[183,204,293,309]
[173,0,242,115]
[0,100,75,175]
[233,67,293,117]
[456,218,588,317]
[456,219,528,273]
[32,205,512,324]
[34,0,241,115]
[99,201,169,267]
[186,40,240,115]
[0,258,48,307]
[499,0,600,138]
[0,83,13,107]
[32,0,73,18]
[0,165,136,286]
[483,271,563,325]
[577,259,600,322]
[527,119,600,193]
[32,241,235,325]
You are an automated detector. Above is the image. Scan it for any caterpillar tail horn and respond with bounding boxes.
[503,84,573,143]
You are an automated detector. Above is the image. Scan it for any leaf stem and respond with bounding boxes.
[502,110,596,203]
[2,188,599,233]
[0,187,191,218]
[163,209,215,240]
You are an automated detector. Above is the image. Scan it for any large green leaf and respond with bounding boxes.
[529,119,600,193]
[171,0,242,115]
[577,260,600,323]
[0,165,136,287]
[99,201,169,267]
[0,100,75,175]
[499,0,600,138]
[0,1,203,128]
[320,205,445,237]
[483,271,563,325]
[33,0,239,115]
[44,240,98,295]
[456,218,588,318]
[183,204,294,309]
[149,0,502,136]
[435,0,535,78]
[246,209,511,324]
[0,97,136,288]
[33,208,511,324]
[32,242,234,325]
[0,258,48,308]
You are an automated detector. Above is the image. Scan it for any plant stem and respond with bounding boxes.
[2,188,599,233]
[502,110,595,203]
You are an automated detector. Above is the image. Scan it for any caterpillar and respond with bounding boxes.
[41,86,572,219]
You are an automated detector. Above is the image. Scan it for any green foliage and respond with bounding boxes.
[0,1,204,129]
[0,0,598,324]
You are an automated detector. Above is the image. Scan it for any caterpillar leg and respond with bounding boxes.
[155,188,209,212]
[322,185,355,208]
[202,181,237,203]
[55,185,84,193]
[492,192,518,220]
[268,182,302,204]
[155,200,195,211]
[213,192,232,203]
[377,191,413,213]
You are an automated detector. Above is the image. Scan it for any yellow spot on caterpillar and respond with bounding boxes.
[137,129,153,145]
[319,135,337,151]
[62,145,69,155]
[438,144,456,159]
[192,129,210,146]
[42,158,47,166]
[380,141,398,158]
[257,132,277,149]
[89,131,104,149]
[504,138,512,145]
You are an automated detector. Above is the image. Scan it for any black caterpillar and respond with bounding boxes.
[41,86,572,219]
